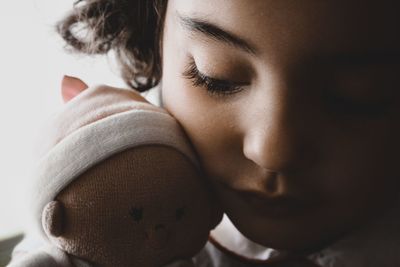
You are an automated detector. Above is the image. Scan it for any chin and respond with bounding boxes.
[244,227,337,252]
[229,211,350,252]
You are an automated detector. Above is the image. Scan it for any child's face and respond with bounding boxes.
[161,0,400,250]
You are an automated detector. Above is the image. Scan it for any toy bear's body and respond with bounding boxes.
[9,77,221,267]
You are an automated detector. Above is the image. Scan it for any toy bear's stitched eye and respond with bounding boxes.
[129,207,143,222]
[175,207,186,221]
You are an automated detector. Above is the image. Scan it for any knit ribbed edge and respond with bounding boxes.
[30,109,198,241]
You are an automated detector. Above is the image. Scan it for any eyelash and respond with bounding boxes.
[182,60,390,118]
[182,59,246,97]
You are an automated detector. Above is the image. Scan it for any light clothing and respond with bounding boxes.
[7,245,91,267]
[8,244,195,267]
[193,206,400,266]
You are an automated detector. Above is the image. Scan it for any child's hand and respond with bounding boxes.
[36,76,166,158]
[61,75,89,102]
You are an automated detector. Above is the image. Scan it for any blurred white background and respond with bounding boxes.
[0,0,125,238]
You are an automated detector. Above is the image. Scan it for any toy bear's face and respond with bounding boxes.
[51,145,216,267]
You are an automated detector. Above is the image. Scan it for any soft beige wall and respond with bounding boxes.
[0,0,125,237]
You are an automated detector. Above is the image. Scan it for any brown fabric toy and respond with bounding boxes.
[9,77,222,267]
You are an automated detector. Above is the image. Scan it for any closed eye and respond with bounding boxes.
[183,59,247,97]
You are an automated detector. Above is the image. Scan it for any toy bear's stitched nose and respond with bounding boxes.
[146,224,170,250]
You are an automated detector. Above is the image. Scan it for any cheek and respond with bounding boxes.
[317,122,400,209]
[162,67,243,176]
[161,16,247,179]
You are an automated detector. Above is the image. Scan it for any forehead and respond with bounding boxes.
[169,0,400,63]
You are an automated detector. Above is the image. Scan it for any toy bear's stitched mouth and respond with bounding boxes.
[145,224,170,250]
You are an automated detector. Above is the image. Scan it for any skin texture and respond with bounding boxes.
[161,0,400,251]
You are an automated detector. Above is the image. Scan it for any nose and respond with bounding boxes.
[146,224,170,250]
[243,87,311,174]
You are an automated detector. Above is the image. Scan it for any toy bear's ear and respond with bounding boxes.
[42,200,65,238]
[61,75,89,103]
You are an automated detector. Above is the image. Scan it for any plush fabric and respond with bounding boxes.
[14,84,222,267]
[28,86,199,243]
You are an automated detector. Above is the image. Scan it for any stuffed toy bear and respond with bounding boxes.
[8,77,222,267]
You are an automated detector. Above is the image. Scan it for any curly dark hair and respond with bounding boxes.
[57,0,168,92]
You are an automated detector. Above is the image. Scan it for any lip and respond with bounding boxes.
[233,189,318,218]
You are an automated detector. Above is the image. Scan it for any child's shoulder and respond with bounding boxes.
[311,200,400,267]
[196,206,400,267]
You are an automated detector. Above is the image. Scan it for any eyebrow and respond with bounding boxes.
[178,13,258,55]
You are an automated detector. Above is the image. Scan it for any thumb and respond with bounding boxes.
[61,75,89,103]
